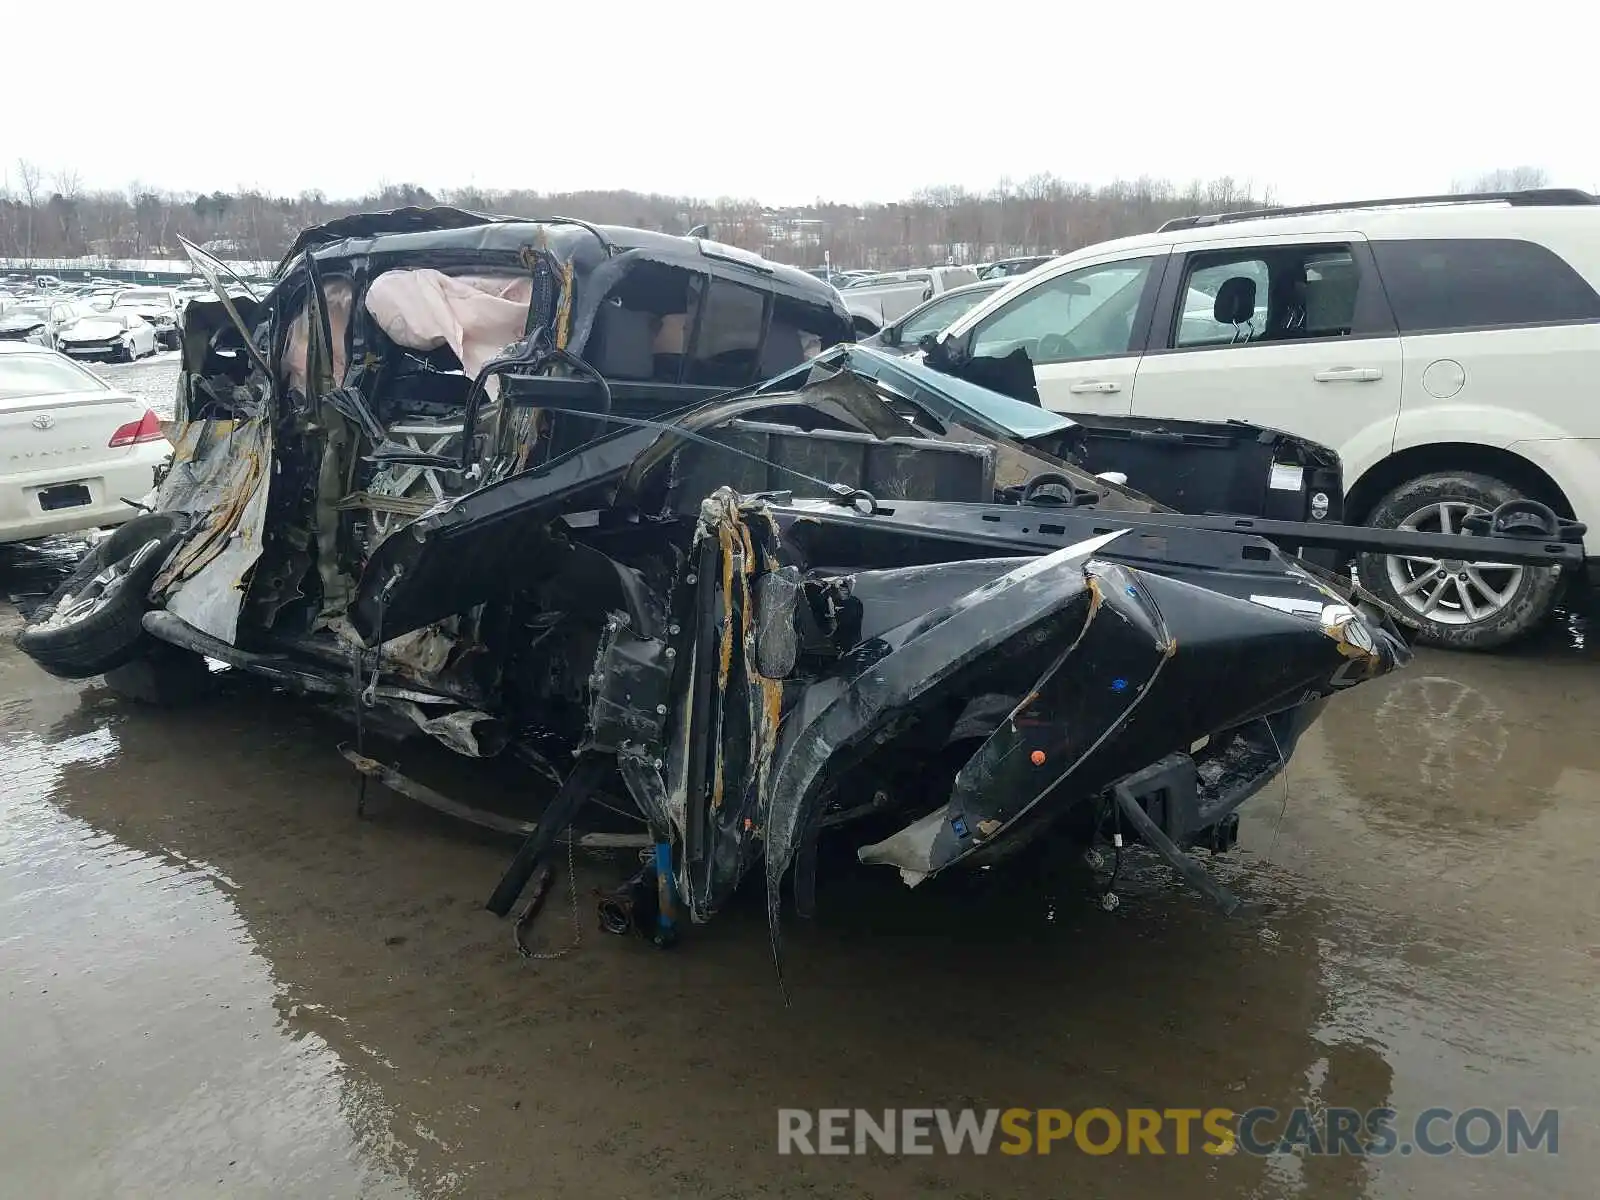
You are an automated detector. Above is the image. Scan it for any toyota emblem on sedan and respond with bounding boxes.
[31,414,55,431]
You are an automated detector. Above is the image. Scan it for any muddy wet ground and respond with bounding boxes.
[1,532,1597,1199]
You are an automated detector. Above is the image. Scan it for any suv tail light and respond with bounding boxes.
[108,409,163,447]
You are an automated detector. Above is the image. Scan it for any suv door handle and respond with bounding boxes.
[1068,381,1121,394]
[1313,366,1382,383]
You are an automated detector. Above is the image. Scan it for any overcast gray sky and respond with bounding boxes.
[6,0,1592,205]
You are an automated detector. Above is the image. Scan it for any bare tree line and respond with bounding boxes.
[0,160,1554,270]
[1450,166,1551,194]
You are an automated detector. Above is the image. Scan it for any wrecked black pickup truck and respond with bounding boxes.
[14,209,1585,959]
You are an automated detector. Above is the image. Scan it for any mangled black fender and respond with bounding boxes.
[752,530,1133,951]
[854,560,1405,886]
[851,556,1176,884]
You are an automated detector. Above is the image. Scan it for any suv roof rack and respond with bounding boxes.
[1157,188,1599,232]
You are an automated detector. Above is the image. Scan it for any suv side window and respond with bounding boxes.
[1178,258,1269,346]
[1170,244,1367,349]
[970,257,1156,364]
[1370,238,1600,333]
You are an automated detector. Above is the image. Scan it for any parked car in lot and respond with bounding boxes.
[56,309,160,361]
[111,287,181,349]
[838,266,980,333]
[0,299,80,349]
[857,278,1006,354]
[804,266,872,288]
[977,255,1056,280]
[0,343,170,545]
[937,188,1600,650]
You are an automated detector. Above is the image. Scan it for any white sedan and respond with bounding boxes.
[0,299,80,349]
[112,287,182,349]
[55,310,159,361]
[0,343,171,544]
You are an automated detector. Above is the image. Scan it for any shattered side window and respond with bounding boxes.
[686,277,767,388]
[281,276,354,395]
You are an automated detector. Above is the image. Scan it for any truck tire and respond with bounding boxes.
[15,512,187,678]
[1358,471,1561,652]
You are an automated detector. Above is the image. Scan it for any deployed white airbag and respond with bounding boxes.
[364,269,534,381]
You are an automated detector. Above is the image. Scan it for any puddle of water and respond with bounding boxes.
[1506,590,1600,661]
[0,595,1597,1198]
[1222,652,1600,1198]
[0,681,414,1199]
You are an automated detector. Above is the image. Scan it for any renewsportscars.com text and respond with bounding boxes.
[777,1107,1559,1157]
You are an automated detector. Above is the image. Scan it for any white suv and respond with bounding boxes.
[937,189,1600,650]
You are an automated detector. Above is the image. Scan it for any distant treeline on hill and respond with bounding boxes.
[0,172,1271,270]
[0,165,1550,270]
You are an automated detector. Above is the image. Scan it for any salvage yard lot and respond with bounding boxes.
[1,545,1597,1198]
[92,347,182,417]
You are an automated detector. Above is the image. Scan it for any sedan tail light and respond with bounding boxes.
[108,409,163,447]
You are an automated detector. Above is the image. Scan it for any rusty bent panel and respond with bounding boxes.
[150,414,272,645]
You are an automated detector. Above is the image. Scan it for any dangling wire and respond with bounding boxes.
[1263,719,1292,865]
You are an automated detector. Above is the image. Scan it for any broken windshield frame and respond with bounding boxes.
[178,235,269,377]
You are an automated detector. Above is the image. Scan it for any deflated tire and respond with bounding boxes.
[15,512,188,679]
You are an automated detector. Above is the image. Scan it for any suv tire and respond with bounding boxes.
[1359,471,1561,651]
[15,512,187,678]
